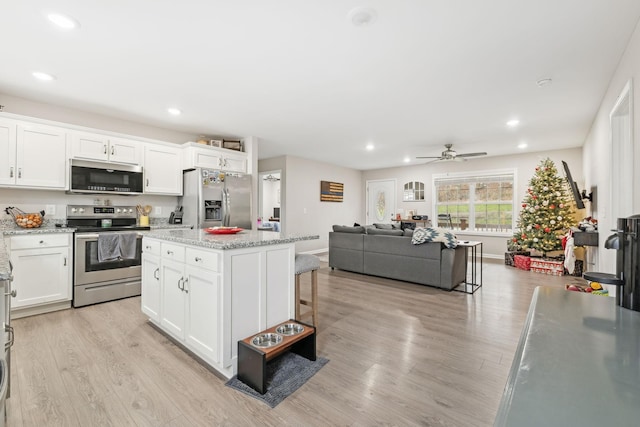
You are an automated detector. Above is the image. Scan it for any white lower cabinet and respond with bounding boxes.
[141,252,161,322]
[141,236,294,378]
[7,233,72,311]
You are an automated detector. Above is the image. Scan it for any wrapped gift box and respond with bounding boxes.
[565,260,584,277]
[514,255,531,271]
[505,251,530,267]
[530,258,564,276]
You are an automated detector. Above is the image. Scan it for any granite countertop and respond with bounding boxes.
[144,228,319,250]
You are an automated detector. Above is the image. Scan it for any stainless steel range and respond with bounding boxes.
[65,205,150,307]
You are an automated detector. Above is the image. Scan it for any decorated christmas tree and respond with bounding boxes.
[512,158,575,255]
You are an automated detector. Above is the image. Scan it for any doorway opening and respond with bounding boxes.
[259,170,282,231]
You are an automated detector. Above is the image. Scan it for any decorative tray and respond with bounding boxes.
[205,227,243,235]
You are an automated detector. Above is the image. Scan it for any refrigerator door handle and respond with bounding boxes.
[222,188,229,226]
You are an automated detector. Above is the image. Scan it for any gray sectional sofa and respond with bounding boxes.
[329,225,466,290]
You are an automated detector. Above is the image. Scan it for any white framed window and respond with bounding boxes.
[432,169,516,234]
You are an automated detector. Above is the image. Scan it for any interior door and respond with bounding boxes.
[366,179,396,225]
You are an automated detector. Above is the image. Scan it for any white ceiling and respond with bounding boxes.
[1,1,639,170]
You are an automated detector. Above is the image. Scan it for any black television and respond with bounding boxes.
[561,160,585,210]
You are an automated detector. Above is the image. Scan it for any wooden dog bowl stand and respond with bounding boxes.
[237,320,316,394]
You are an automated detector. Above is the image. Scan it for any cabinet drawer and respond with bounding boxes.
[143,239,161,256]
[186,247,220,271]
[10,233,70,250]
[161,242,185,261]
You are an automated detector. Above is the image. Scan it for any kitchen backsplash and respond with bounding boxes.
[0,188,179,221]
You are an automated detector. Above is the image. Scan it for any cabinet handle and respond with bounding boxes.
[104,144,107,154]
[18,168,22,178]
[153,268,159,280]
[183,277,189,293]
[111,146,115,155]
[146,178,149,187]
[39,240,44,244]
[9,167,13,178]
[223,158,228,167]
[177,277,184,291]
[195,257,202,262]
[145,245,151,250]
[218,158,222,167]
[166,250,173,255]
[4,290,16,298]
[63,256,67,266]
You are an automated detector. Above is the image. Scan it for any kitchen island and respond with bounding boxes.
[141,229,319,378]
[495,286,640,426]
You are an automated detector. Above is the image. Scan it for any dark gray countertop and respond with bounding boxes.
[143,228,319,250]
[494,286,640,426]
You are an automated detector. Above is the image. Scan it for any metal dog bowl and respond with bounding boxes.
[276,323,304,336]
[251,333,282,348]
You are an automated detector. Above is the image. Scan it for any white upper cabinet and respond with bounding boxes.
[183,143,248,173]
[0,118,17,186]
[0,118,67,189]
[71,131,141,165]
[143,143,183,195]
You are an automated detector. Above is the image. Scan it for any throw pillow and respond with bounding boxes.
[332,225,366,234]
[411,227,458,249]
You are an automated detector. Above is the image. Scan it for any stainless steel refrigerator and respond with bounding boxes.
[180,169,252,229]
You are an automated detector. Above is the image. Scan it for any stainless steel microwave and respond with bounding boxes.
[69,159,144,195]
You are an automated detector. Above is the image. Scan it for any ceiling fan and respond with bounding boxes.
[416,144,487,163]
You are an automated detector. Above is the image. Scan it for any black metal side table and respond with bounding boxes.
[454,240,483,294]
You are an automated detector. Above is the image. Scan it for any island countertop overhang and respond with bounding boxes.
[142,228,319,250]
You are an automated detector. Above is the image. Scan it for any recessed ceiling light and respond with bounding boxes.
[32,71,56,81]
[403,157,411,163]
[506,119,520,128]
[348,7,377,27]
[366,143,374,151]
[167,108,181,116]
[47,13,80,30]
[536,78,552,87]
[518,142,528,149]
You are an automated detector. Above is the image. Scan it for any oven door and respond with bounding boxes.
[74,233,142,286]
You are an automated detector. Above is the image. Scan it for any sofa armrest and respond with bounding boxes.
[440,246,466,290]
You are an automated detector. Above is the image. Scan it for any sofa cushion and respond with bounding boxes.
[403,229,414,237]
[411,227,458,249]
[367,228,404,236]
[373,223,393,229]
[332,225,366,233]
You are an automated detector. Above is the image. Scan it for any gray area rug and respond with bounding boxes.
[225,352,329,408]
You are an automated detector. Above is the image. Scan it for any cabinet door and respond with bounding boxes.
[141,254,161,321]
[222,152,247,173]
[144,144,183,195]
[16,123,67,188]
[0,118,17,186]
[109,137,141,165]
[160,259,186,339]
[70,131,109,162]
[11,246,71,309]
[192,148,222,169]
[185,266,221,363]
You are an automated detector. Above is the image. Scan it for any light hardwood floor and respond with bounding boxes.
[6,259,581,426]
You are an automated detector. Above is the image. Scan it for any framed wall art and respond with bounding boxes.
[320,180,344,202]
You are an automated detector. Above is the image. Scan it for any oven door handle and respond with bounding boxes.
[75,233,143,240]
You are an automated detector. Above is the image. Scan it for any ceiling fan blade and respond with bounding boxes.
[456,152,487,158]
[415,156,442,159]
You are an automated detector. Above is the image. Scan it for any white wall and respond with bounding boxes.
[362,148,583,258]
[0,92,198,143]
[259,156,362,253]
[582,18,640,273]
